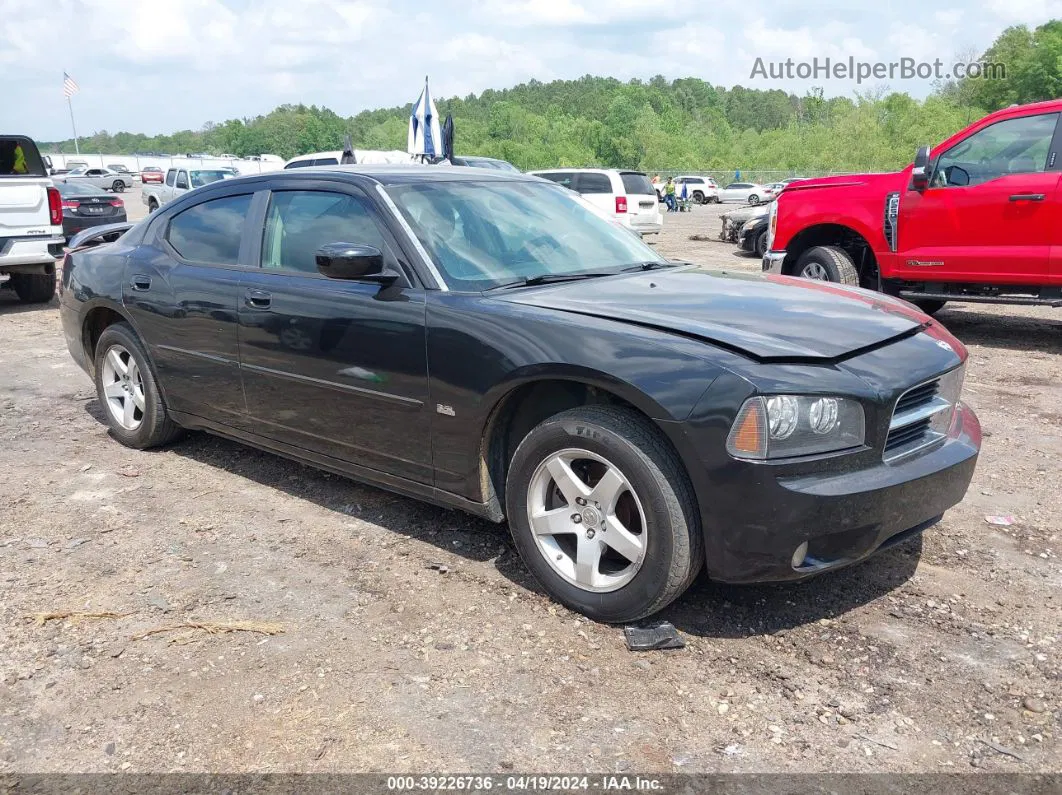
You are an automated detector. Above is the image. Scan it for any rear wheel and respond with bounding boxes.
[10,272,56,304]
[148,198,159,213]
[748,194,760,205]
[794,245,859,285]
[94,323,182,449]
[505,405,702,623]
[692,191,705,204]
[111,180,125,193]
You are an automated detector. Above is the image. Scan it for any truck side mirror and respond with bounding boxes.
[911,146,931,190]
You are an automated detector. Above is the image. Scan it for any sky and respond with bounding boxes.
[6,0,1062,141]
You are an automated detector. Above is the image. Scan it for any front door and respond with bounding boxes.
[237,184,432,484]
[896,112,1061,285]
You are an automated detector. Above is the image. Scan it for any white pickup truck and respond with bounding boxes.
[142,167,237,212]
[0,136,65,303]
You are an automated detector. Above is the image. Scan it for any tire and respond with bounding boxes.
[94,322,182,449]
[148,198,158,213]
[794,245,859,285]
[755,230,768,258]
[111,181,125,193]
[692,191,705,205]
[748,194,760,205]
[10,272,56,304]
[505,405,703,623]
[912,299,946,316]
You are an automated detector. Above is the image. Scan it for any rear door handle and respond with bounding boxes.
[1009,193,1046,202]
[131,274,151,291]
[244,288,272,309]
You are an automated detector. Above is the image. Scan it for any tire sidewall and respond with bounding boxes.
[798,248,844,282]
[506,414,682,623]
[94,324,164,448]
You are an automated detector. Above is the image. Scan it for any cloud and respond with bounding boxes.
[5,0,1055,141]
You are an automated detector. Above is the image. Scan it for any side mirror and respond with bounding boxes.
[315,242,396,284]
[911,145,931,190]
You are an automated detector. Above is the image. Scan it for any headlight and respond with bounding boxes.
[766,200,778,251]
[726,395,866,460]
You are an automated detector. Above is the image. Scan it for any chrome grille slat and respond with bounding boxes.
[885,375,950,463]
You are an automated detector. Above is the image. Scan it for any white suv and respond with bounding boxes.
[673,175,719,204]
[0,136,64,304]
[528,169,662,236]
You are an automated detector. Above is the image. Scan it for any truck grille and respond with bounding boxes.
[883,192,900,252]
[884,368,963,463]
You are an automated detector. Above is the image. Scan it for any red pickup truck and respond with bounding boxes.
[764,99,1062,314]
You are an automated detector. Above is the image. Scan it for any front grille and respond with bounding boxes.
[883,192,900,252]
[885,375,952,463]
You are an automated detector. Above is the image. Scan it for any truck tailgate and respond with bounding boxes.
[0,178,51,235]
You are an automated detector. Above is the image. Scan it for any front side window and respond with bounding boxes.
[261,190,389,274]
[536,172,575,188]
[387,180,663,291]
[934,113,1058,187]
[313,158,339,166]
[167,194,252,266]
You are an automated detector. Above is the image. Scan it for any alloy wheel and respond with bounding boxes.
[800,262,830,280]
[100,344,146,430]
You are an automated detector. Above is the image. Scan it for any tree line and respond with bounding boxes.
[39,21,1061,174]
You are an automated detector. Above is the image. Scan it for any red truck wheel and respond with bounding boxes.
[795,246,859,285]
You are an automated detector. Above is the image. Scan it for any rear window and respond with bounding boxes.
[0,136,47,177]
[578,173,613,194]
[620,173,654,195]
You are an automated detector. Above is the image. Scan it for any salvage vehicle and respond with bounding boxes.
[764,99,1062,314]
[739,214,769,257]
[719,201,770,244]
[59,166,981,622]
[0,135,64,303]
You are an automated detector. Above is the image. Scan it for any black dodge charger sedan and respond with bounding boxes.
[59,166,981,622]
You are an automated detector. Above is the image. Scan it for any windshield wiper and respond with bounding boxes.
[618,260,684,272]
[487,272,616,291]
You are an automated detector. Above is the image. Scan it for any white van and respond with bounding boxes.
[527,169,662,236]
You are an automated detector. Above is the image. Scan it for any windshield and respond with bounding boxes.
[189,169,234,188]
[387,180,664,291]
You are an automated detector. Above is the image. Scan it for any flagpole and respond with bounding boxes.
[67,96,80,155]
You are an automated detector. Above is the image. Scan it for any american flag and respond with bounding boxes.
[63,72,79,99]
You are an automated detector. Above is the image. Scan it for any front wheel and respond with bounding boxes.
[794,245,859,285]
[147,198,159,213]
[94,322,182,449]
[112,181,125,193]
[505,405,703,623]
[755,230,768,258]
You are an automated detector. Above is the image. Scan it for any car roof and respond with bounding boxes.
[302,164,537,185]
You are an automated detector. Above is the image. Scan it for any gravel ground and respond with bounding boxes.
[0,193,1058,774]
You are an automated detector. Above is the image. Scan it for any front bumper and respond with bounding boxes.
[762,249,786,273]
[691,402,981,584]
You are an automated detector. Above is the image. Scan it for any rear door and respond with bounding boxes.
[0,137,55,239]
[897,112,1061,284]
[619,171,660,230]
[572,172,615,217]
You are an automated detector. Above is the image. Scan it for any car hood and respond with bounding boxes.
[499,268,928,361]
[783,171,904,194]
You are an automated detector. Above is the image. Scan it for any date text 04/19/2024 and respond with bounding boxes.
[385,775,664,791]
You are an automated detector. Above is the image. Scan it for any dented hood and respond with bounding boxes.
[499,268,928,361]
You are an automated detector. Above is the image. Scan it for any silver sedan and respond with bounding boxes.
[54,167,134,193]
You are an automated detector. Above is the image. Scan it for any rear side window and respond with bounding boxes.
[620,173,654,195]
[313,158,339,166]
[165,169,176,186]
[0,136,47,177]
[577,173,613,194]
[167,194,252,266]
[536,172,575,188]
[284,160,314,169]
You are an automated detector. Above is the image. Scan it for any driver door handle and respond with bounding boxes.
[244,288,272,309]
[1009,193,1045,202]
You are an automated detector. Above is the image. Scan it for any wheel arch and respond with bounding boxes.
[781,222,879,286]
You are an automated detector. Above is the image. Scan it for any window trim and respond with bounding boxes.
[931,111,1062,187]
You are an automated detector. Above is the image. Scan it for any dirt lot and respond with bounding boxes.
[0,194,1059,774]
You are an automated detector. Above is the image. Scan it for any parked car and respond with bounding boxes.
[141,166,164,184]
[54,166,134,193]
[739,215,770,257]
[59,165,980,622]
[671,175,719,204]
[141,167,235,212]
[718,182,771,204]
[107,164,137,180]
[451,155,521,172]
[765,99,1062,315]
[528,169,662,236]
[719,202,770,244]
[55,181,126,242]
[0,135,64,303]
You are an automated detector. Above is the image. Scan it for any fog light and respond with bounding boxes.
[791,541,809,569]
